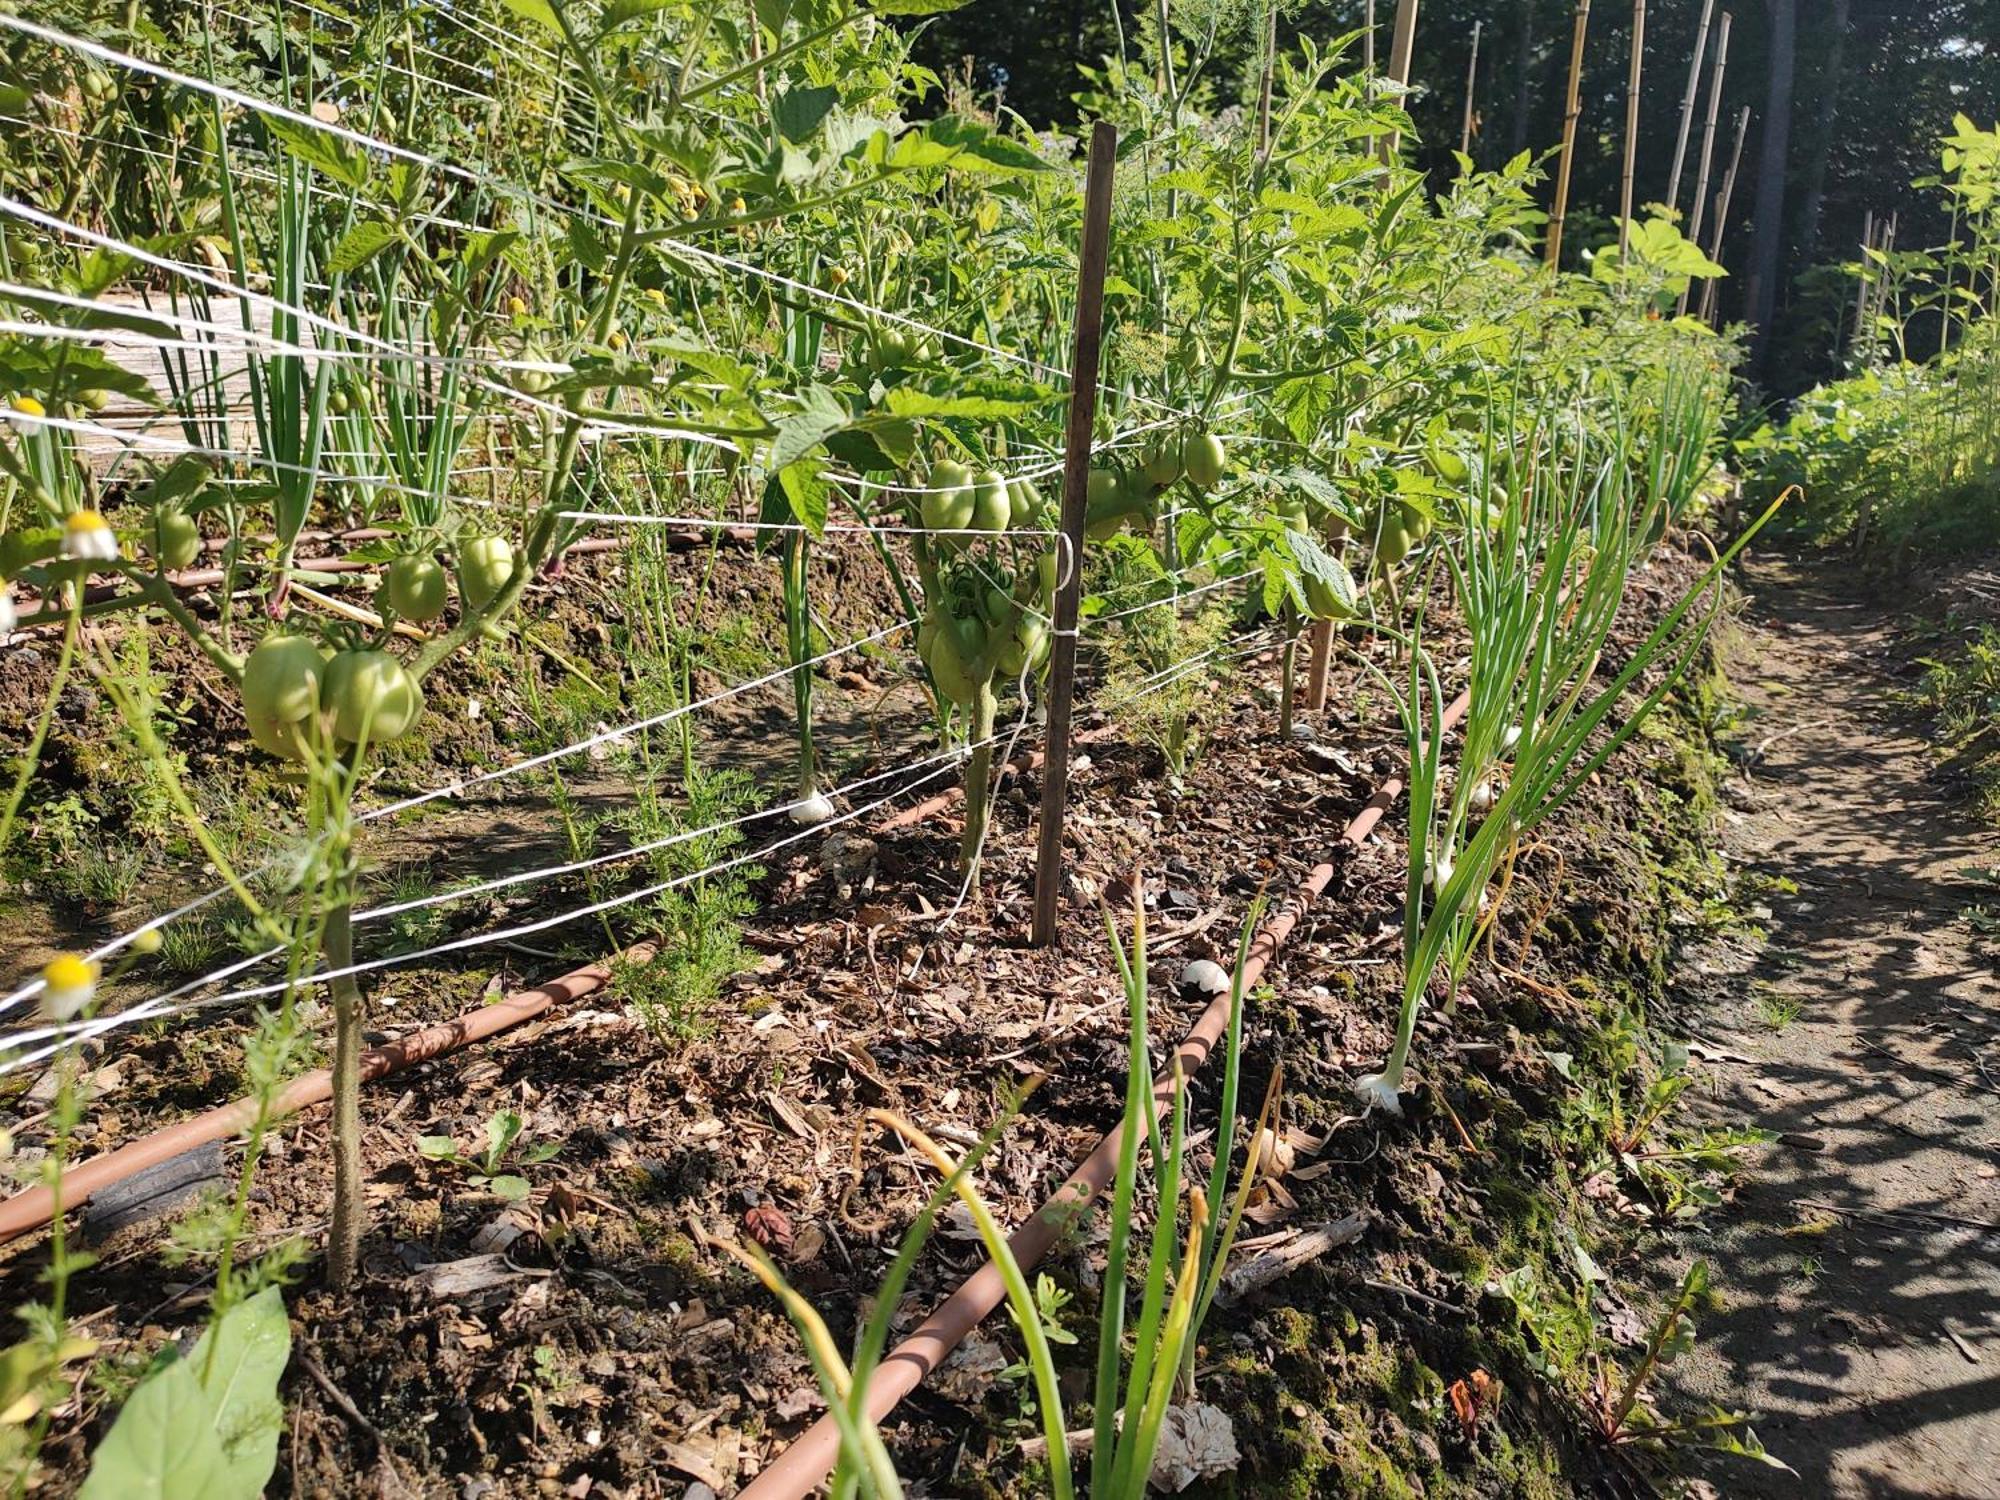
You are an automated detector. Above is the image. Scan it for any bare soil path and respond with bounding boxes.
[1667,554,2000,1497]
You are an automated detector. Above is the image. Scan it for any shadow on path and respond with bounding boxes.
[1664,554,2000,1498]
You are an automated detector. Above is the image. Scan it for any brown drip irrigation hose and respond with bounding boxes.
[739,686,1473,1500]
[9,536,631,632]
[0,945,653,1245]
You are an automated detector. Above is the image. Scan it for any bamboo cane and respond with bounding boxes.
[1365,0,1377,79]
[1676,10,1730,315]
[1699,105,1750,323]
[1665,0,1715,218]
[1461,19,1482,157]
[1545,0,1593,269]
[1619,0,1646,259]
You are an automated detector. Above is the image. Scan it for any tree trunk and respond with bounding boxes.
[1747,0,1798,369]
[1508,0,1537,160]
[1793,0,1849,268]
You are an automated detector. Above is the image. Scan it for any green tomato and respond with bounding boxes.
[923,615,985,706]
[1037,550,1060,602]
[1015,613,1049,664]
[1141,441,1182,489]
[1009,477,1045,528]
[920,462,976,533]
[1375,519,1412,569]
[387,554,449,622]
[1182,432,1226,490]
[981,585,1013,625]
[328,387,351,416]
[1396,500,1433,541]
[971,469,1012,532]
[245,712,309,763]
[460,535,516,612]
[1276,497,1310,533]
[242,635,325,725]
[153,510,200,571]
[324,650,425,744]
[74,388,111,414]
[1303,568,1359,621]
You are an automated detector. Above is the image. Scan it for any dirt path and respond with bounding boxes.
[1666,555,2000,1497]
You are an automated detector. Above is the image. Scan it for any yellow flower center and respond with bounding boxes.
[8,395,44,417]
[64,508,109,534]
[42,953,95,992]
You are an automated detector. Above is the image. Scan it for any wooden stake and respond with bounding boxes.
[1460,19,1482,157]
[1619,0,1645,258]
[1380,0,1420,162]
[1545,0,1593,269]
[1665,0,1715,219]
[1848,208,1876,358]
[1677,10,1730,315]
[1365,0,1377,80]
[1698,105,1750,322]
[1031,121,1117,949]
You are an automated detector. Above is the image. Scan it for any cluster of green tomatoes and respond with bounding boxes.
[233,532,517,762]
[910,462,1057,707]
[1084,429,1228,540]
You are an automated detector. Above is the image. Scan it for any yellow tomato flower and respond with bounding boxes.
[62,508,119,562]
[40,953,98,1022]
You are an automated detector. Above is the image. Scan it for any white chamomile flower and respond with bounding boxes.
[5,394,45,432]
[62,509,119,563]
[0,587,15,638]
[39,953,98,1023]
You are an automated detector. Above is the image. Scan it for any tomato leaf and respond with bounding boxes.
[770,384,852,471]
[778,459,830,538]
[497,0,561,32]
[260,115,370,191]
[327,220,399,276]
[774,86,838,145]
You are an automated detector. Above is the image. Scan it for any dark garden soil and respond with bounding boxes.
[0,536,1785,1499]
[1657,554,2000,1500]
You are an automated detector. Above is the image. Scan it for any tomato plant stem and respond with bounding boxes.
[325,900,366,1287]
[958,684,998,879]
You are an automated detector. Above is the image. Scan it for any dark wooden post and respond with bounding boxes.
[1031,120,1117,948]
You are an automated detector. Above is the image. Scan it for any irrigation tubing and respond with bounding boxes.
[737,685,1474,1500]
[0,944,651,1244]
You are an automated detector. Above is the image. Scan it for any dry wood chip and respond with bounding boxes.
[1217,1213,1367,1305]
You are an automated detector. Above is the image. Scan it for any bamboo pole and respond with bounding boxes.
[1619,0,1646,258]
[1665,0,1715,219]
[1545,0,1593,269]
[1365,0,1377,79]
[1699,105,1750,323]
[1676,10,1730,315]
[1460,19,1482,157]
